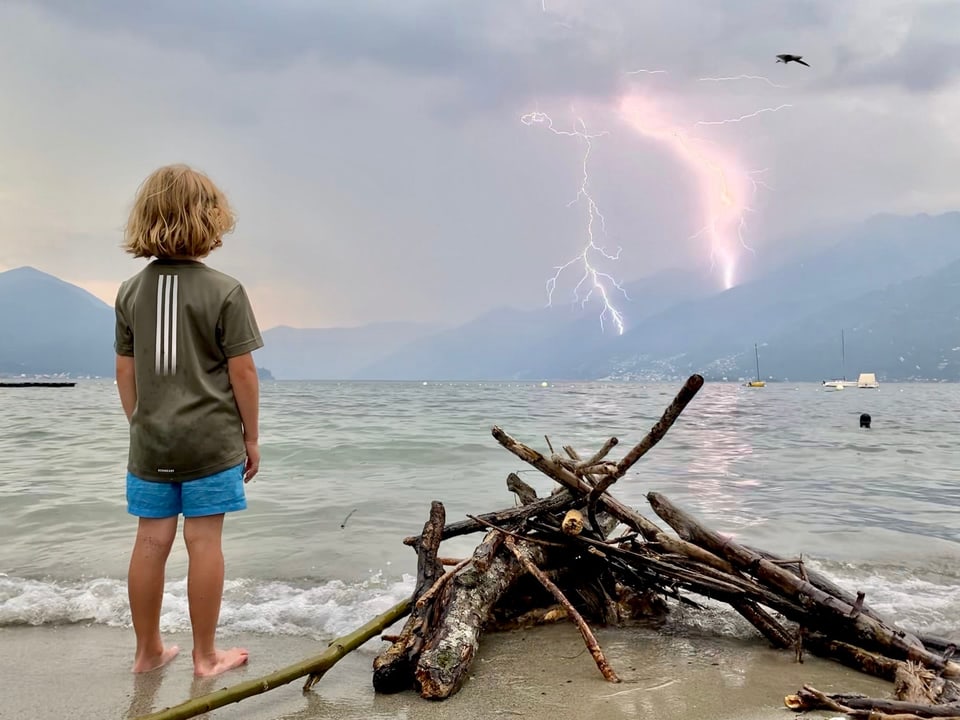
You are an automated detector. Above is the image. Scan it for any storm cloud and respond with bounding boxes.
[1,0,958,328]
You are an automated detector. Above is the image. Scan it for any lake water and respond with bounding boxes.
[1,379,958,642]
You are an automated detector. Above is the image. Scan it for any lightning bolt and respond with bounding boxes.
[527,3,791,322]
[521,111,627,335]
[698,75,787,89]
[695,103,793,126]
[618,92,779,290]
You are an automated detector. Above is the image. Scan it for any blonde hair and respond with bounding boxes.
[123,164,236,259]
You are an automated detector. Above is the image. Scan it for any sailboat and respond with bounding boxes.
[744,343,766,387]
[823,330,858,389]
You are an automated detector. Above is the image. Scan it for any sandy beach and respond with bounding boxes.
[4,619,893,720]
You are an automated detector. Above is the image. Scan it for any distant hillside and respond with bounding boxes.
[715,258,960,382]
[592,211,960,381]
[0,267,114,376]
[354,211,960,382]
[6,210,960,381]
[355,305,574,381]
[257,322,443,380]
[357,267,717,380]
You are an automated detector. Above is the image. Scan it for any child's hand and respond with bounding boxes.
[243,440,260,483]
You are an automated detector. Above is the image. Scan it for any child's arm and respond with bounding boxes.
[116,354,137,422]
[228,352,260,481]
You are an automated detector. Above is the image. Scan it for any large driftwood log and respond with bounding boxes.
[506,472,539,505]
[787,685,960,718]
[803,633,906,682]
[403,489,576,546]
[746,544,886,625]
[373,501,446,693]
[918,633,960,657]
[415,529,542,699]
[733,600,794,649]
[646,492,960,678]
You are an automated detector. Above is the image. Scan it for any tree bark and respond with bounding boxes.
[372,501,446,693]
[788,685,960,718]
[415,529,541,699]
[746,544,885,624]
[506,472,538,505]
[646,492,960,678]
[403,490,576,546]
[732,599,794,649]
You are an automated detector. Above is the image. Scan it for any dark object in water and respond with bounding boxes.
[0,381,76,388]
[860,413,871,428]
[340,509,357,529]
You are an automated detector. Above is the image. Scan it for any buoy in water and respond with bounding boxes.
[859,413,871,429]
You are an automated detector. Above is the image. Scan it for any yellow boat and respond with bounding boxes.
[744,343,766,387]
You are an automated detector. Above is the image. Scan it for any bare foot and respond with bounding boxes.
[132,644,180,673]
[193,647,249,678]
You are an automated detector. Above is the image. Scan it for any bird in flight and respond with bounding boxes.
[776,54,810,67]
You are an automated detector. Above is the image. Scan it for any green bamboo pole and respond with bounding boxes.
[132,597,412,720]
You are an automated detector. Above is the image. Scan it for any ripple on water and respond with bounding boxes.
[0,379,957,636]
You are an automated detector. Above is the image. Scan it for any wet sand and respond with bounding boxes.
[3,622,892,720]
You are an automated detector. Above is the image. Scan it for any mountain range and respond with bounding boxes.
[0,266,115,376]
[3,210,960,381]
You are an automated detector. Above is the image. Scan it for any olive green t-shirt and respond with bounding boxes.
[114,259,264,482]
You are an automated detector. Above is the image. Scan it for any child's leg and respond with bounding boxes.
[181,463,248,677]
[128,516,180,672]
[126,472,183,673]
[183,513,248,676]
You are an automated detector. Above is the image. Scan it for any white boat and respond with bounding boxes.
[822,330,878,389]
[822,330,855,389]
[822,379,856,390]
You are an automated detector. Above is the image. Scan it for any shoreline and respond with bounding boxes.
[4,621,892,720]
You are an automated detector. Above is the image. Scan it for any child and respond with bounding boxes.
[114,164,263,677]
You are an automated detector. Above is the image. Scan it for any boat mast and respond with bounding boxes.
[841,329,846,381]
[754,343,761,382]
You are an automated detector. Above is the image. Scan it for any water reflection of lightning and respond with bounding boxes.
[521,111,628,335]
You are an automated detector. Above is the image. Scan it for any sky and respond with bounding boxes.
[1,0,959,330]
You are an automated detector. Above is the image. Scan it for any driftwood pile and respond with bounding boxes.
[373,373,960,719]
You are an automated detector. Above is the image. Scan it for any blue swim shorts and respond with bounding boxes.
[126,463,247,519]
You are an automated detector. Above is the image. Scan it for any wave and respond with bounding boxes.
[0,571,415,646]
[3,557,958,643]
